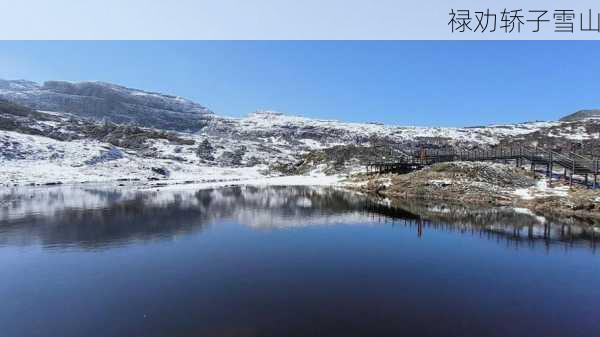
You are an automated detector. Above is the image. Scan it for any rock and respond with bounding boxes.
[151,167,169,177]
[196,139,215,161]
[85,147,124,165]
[219,146,246,167]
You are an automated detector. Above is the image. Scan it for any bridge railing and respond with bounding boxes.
[368,145,600,175]
[569,152,600,173]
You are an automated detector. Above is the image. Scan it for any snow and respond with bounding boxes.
[0,130,266,186]
[0,107,589,189]
[513,207,547,223]
[207,111,570,150]
[149,175,342,192]
[237,111,490,143]
[2,83,600,190]
[0,79,214,126]
[427,205,451,213]
[36,110,63,116]
[0,102,594,191]
[0,127,346,188]
[6,93,589,186]
[299,138,324,149]
[513,178,570,200]
[429,179,452,187]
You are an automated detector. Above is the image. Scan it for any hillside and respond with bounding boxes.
[560,109,600,122]
[0,79,213,131]
[350,161,600,223]
[2,79,600,186]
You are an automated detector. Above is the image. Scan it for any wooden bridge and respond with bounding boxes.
[366,145,600,188]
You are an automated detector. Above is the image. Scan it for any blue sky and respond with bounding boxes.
[0,41,598,126]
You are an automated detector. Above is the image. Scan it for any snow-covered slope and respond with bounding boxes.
[0,79,213,131]
[209,110,560,148]
[0,130,269,187]
[3,107,591,186]
[2,79,600,187]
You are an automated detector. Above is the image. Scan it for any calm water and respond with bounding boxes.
[1,185,599,337]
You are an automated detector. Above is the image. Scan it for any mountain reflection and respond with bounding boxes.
[0,185,598,250]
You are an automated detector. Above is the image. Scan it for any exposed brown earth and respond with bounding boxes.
[348,161,600,225]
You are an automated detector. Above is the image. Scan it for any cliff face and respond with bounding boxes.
[0,80,213,131]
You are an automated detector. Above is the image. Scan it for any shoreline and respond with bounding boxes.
[346,162,600,226]
[4,163,600,227]
[353,189,600,226]
[0,173,344,191]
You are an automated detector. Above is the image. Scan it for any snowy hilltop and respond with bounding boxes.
[0,80,213,131]
[1,79,600,187]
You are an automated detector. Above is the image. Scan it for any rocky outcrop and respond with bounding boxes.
[352,161,536,206]
[349,161,600,223]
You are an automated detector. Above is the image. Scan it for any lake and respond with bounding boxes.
[1,185,599,337]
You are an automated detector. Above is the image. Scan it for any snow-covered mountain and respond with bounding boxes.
[208,110,559,147]
[1,79,600,186]
[0,80,213,131]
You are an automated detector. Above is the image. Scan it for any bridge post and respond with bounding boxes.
[519,145,522,167]
[549,152,553,180]
[594,159,598,189]
[569,160,574,188]
[530,161,534,172]
[570,173,573,188]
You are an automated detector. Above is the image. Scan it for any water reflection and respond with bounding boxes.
[0,185,598,251]
[2,185,599,337]
[364,199,600,251]
[0,186,373,249]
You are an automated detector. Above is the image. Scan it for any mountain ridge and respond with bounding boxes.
[0,79,213,132]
